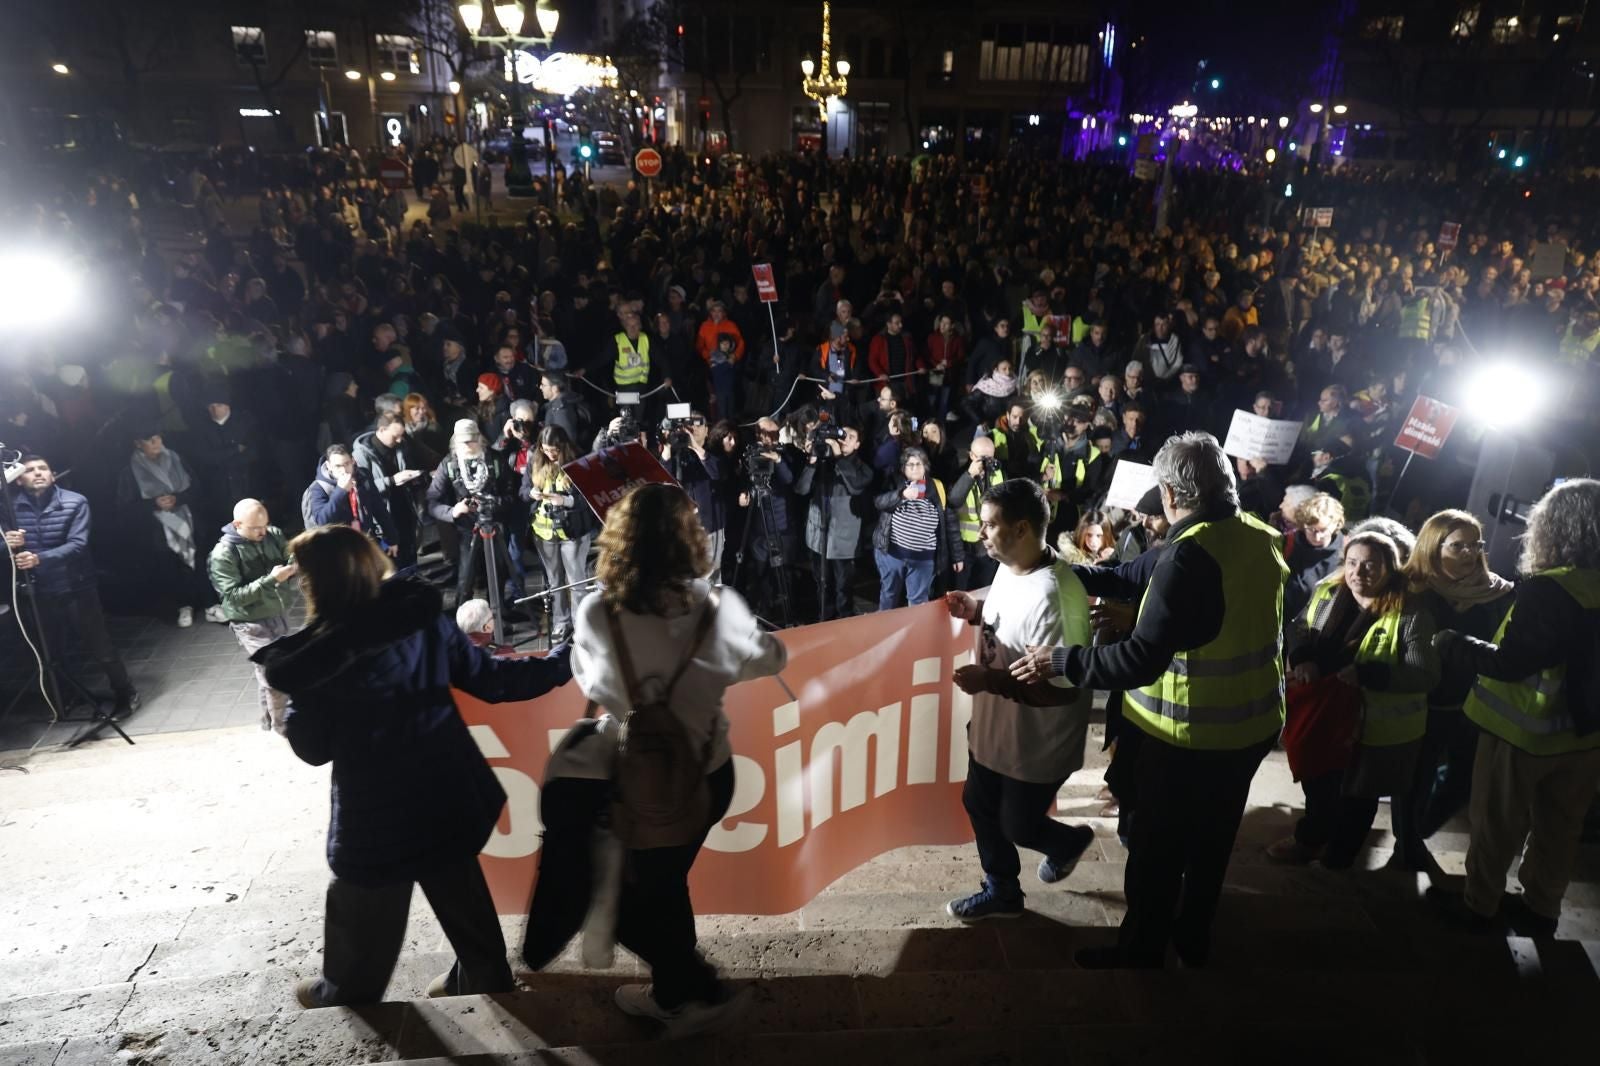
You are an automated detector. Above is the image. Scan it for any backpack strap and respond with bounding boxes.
[601,589,721,714]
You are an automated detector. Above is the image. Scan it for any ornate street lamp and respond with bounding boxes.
[799,1,849,156]
[458,0,560,196]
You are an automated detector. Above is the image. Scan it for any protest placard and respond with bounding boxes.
[1223,409,1303,465]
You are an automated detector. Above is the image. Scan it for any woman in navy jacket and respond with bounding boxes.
[257,525,571,1008]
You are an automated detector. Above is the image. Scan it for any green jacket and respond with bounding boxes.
[207,525,295,623]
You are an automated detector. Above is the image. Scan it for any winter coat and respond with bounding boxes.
[257,578,571,884]
[207,523,294,623]
[4,485,96,594]
[796,454,874,560]
[1284,531,1344,627]
[303,460,396,545]
[872,477,962,574]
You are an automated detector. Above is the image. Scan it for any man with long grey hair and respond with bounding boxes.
[1011,432,1288,969]
[1433,478,1600,937]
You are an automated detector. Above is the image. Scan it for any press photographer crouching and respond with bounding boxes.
[4,455,139,717]
[256,525,572,1009]
[570,484,787,1036]
[520,426,594,644]
[427,420,521,611]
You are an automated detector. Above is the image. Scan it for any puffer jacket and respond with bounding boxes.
[5,486,96,594]
[257,578,571,884]
[207,523,294,623]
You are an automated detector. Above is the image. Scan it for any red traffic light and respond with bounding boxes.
[677,23,685,36]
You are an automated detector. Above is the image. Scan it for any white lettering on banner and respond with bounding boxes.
[470,653,977,859]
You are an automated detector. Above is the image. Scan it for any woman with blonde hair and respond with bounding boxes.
[1268,527,1439,868]
[1393,509,1513,871]
[257,525,571,1010]
[571,484,786,1036]
[1432,480,1600,936]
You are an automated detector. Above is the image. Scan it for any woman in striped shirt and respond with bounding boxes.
[872,446,964,609]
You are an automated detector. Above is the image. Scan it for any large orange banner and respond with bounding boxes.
[457,601,980,915]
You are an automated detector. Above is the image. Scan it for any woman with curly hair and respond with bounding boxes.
[1433,479,1600,937]
[570,483,786,1037]
[1058,510,1118,565]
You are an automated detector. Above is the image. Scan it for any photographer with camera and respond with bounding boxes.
[520,426,594,644]
[660,410,728,580]
[426,420,521,610]
[795,422,873,621]
[950,435,1006,591]
[492,399,542,591]
[732,417,800,623]
[1039,401,1110,543]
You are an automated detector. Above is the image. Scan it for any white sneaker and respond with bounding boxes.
[204,605,227,624]
[177,607,194,628]
[614,983,752,1039]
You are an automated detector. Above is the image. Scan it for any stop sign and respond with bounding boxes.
[378,157,410,190]
[634,147,663,178]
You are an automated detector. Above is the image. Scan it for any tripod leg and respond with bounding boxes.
[482,525,506,647]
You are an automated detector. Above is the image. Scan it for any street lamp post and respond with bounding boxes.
[800,1,849,158]
[459,1,560,199]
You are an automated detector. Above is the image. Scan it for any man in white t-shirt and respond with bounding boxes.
[943,478,1094,921]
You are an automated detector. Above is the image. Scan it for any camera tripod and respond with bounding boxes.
[730,483,793,628]
[0,469,132,750]
[473,514,511,647]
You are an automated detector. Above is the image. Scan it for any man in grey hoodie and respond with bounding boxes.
[208,499,298,733]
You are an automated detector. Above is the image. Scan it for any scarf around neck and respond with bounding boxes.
[1427,568,1514,613]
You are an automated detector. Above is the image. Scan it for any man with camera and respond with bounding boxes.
[795,422,873,621]
[950,436,1006,591]
[733,417,800,623]
[4,455,139,718]
[659,410,728,579]
[493,399,541,591]
[208,499,297,733]
[426,420,521,609]
[353,412,425,569]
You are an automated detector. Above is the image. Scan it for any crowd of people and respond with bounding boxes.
[5,141,1600,1034]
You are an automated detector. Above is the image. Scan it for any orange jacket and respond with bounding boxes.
[695,317,746,364]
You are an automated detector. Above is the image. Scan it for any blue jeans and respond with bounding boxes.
[710,362,738,421]
[875,549,934,610]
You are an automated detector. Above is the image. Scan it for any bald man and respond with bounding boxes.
[207,500,297,733]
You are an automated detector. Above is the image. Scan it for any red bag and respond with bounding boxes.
[1282,675,1362,782]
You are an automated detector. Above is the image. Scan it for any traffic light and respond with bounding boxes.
[1209,77,1221,90]
[578,142,594,161]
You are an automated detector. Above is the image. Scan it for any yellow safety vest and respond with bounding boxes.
[1021,301,1049,338]
[957,468,1006,543]
[529,468,573,542]
[1558,324,1600,367]
[1399,295,1432,341]
[1040,448,1100,495]
[1303,580,1427,747]
[1465,568,1600,756]
[153,370,188,434]
[990,424,1041,463]
[1125,512,1287,750]
[1318,472,1371,523]
[613,331,650,387]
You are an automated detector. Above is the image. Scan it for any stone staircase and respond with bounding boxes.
[3,729,1598,1065]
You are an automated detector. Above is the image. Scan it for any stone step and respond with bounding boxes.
[9,955,1598,1066]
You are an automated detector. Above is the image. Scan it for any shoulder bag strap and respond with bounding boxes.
[601,588,721,713]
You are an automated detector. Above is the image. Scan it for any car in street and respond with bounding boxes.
[595,133,626,165]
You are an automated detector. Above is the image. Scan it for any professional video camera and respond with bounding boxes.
[806,414,847,460]
[742,441,778,489]
[1030,389,1067,434]
[613,392,644,444]
[659,402,697,449]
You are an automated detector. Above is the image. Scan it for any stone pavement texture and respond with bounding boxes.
[2,718,1598,1064]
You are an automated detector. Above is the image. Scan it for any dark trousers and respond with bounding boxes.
[959,542,998,591]
[1294,769,1380,869]
[30,585,133,697]
[1412,706,1478,839]
[813,554,855,621]
[1119,735,1272,967]
[312,853,513,1005]
[615,759,736,1009]
[454,525,516,605]
[962,756,1079,896]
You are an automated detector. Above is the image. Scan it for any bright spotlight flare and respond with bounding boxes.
[1032,390,1064,413]
[1461,359,1545,429]
[0,248,84,332]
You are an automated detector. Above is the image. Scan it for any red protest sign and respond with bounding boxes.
[1438,222,1461,250]
[634,146,663,178]
[1393,395,1460,460]
[751,262,779,303]
[562,442,678,523]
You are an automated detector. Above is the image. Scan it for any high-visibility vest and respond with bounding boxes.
[957,468,1006,543]
[1558,324,1600,367]
[1124,512,1287,750]
[1465,568,1600,756]
[153,370,188,434]
[1399,295,1432,341]
[1303,579,1427,747]
[1040,448,1100,495]
[990,424,1041,462]
[613,331,650,387]
[1021,301,1049,338]
[1319,472,1371,522]
[529,468,573,542]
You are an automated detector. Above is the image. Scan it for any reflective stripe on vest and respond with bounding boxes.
[1464,568,1600,755]
[1301,578,1427,746]
[613,332,650,387]
[958,470,1005,543]
[1126,512,1287,750]
[529,469,571,542]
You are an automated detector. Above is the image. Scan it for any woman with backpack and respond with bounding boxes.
[570,483,787,1038]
